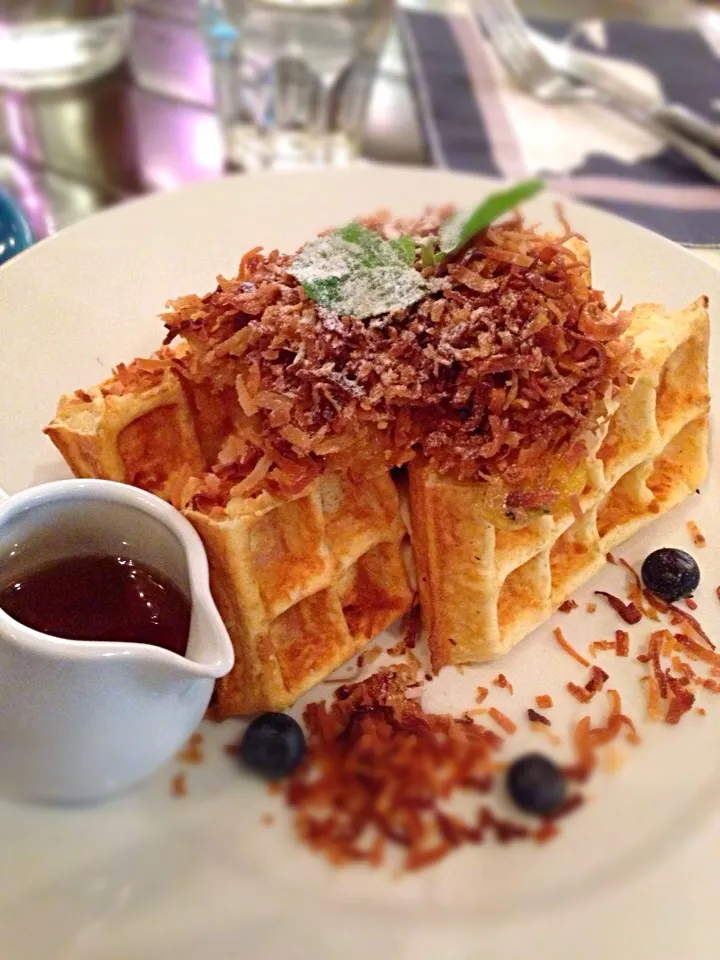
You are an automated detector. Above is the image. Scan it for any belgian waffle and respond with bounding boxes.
[44,368,207,502]
[409,296,710,672]
[44,218,710,702]
[185,469,411,715]
[43,357,246,504]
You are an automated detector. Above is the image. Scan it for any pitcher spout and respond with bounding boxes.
[185,587,235,678]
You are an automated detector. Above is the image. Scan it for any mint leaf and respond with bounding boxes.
[337,223,369,245]
[290,226,426,320]
[329,267,425,320]
[421,238,438,268]
[389,235,416,266]
[439,179,545,257]
[337,223,387,268]
[302,276,342,306]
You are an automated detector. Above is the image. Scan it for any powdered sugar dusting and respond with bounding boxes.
[290,228,426,320]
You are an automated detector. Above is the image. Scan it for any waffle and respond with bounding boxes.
[44,368,207,503]
[45,373,413,715]
[45,225,709,697]
[185,469,412,715]
[409,295,710,672]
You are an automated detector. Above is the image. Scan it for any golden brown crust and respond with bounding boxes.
[44,368,206,503]
[411,297,710,672]
[182,470,412,716]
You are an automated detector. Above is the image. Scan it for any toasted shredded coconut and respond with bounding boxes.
[573,689,639,775]
[554,627,590,667]
[666,603,715,650]
[665,674,696,725]
[567,682,593,704]
[675,633,720,667]
[534,820,559,843]
[104,355,171,397]
[176,731,204,765]
[170,772,187,798]
[640,675,663,721]
[647,631,670,699]
[617,556,641,590]
[279,667,551,869]
[558,599,578,613]
[493,673,514,694]
[615,630,630,657]
[618,557,659,621]
[488,707,517,734]
[643,589,669,615]
[663,636,677,658]
[527,708,550,726]
[595,591,642,624]
[585,665,609,693]
[687,520,706,547]
[589,639,616,657]
[160,213,634,504]
[672,655,720,694]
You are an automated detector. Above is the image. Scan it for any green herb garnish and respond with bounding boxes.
[438,179,544,258]
[420,237,438,268]
[289,224,425,320]
[389,234,417,266]
[292,180,544,318]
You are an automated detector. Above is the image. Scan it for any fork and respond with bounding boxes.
[475,0,720,184]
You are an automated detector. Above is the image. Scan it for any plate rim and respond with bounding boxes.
[4,163,720,288]
[2,164,720,952]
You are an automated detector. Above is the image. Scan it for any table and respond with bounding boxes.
[0,0,717,241]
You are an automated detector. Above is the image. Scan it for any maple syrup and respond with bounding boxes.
[0,555,191,655]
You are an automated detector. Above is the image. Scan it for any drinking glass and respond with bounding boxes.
[200,0,395,171]
[0,1,130,90]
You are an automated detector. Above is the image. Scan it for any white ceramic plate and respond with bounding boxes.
[1,166,719,960]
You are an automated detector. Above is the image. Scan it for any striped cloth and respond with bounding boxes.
[399,10,720,245]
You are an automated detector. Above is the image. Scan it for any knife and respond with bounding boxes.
[533,31,720,155]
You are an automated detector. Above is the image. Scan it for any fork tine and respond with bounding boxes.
[479,0,528,51]
[476,0,556,91]
[478,0,720,180]
[488,0,543,65]
[477,0,524,82]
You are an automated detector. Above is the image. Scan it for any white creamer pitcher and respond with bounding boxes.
[0,479,234,803]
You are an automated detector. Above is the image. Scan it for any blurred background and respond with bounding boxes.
[0,0,719,243]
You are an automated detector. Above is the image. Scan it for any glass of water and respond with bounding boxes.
[0,1,130,90]
[201,0,395,171]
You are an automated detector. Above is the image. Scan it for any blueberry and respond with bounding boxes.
[239,712,306,780]
[506,753,566,816]
[641,548,700,602]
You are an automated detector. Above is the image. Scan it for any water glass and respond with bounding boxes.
[0,1,130,90]
[201,0,395,171]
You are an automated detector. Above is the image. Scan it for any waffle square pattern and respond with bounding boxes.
[184,469,411,715]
